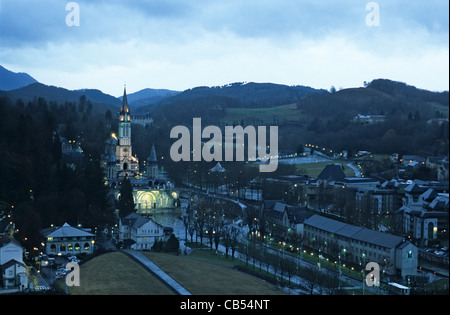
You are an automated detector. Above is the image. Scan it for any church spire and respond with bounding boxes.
[148,144,158,164]
[120,85,130,122]
[147,144,159,180]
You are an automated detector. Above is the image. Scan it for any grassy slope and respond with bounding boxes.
[66,251,174,295]
[65,250,283,295]
[142,251,284,295]
[222,104,301,124]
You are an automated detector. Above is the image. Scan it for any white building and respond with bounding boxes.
[395,182,449,244]
[118,213,164,250]
[303,215,418,278]
[41,223,96,256]
[0,235,28,292]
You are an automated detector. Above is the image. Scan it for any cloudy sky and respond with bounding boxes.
[0,0,448,96]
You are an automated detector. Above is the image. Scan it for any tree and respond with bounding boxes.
[229,226,240,260]
[78,95,87,113]
[182,213,191,242]
[194,204,207,245]
[188,221,195,243]
[152,239,164,252]
[414,110,421,121]
[105,109,113,121]
[118,178,135,217]
[205,214,215,249]
[165,234,180,254]
[222,226,232,259]
[302,266,320,295]
[283,257,297,285]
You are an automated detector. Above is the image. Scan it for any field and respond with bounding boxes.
[142,251,284,295]
[222,103,302,124]
[293,161,356,178]
[65,250,284,295]
[427,101,449,118]
[65,251,174,295]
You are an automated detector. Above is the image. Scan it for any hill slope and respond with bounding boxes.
[0,65,38,91]
[161,82,323,108]
[144,82,325,123]
[2,82,121,113]
[120,88,180,109]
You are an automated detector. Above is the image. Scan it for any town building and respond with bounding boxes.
[0,235,28,293]
[59,136,84,170]
[261,200,311,239]
[41,223,96,256]
[353,114,386,124]
[101,87,179,214]
[131,115,153,127]
[302,214,418,278]
[394,180,449,246]
[105,87,140,179]
[0,217,14,236]
[117,212,165,250]
[400,155,426,168]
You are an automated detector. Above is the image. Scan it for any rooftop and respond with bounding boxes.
[317,164,346,182]
[41,223,94,238]
[304,214,404,249]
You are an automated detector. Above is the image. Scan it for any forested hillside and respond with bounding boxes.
[0,95,116,252]
[147,79,449,156]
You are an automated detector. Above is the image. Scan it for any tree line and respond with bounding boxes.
[0,95,115,253]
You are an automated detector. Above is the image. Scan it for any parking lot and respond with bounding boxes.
[37,254,80,286]
[424,245,449,257]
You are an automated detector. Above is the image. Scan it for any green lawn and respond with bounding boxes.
[65,251,174,295]
[427,101,449,118]
[222,104,302,124]
[62,250,284,295]
[142,251,284,295]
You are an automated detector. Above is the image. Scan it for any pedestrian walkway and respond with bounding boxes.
[121,249,191,295]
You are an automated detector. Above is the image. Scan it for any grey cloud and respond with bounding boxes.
[0,0,447,49]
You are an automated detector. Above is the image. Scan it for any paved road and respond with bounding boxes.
[346,163,361,177]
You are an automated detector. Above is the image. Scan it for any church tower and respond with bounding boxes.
[119,86,131,146]
[107,146,117,182]
[115,86,139,178]
[147,144,159,180]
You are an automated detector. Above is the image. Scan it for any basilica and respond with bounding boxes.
[102,87,179,214]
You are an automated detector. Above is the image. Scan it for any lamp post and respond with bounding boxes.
[361,253,366,295]
[338,254,341,290]
[318,248,321,271]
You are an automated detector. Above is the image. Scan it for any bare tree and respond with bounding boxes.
[182,214,190,242]
[283,257,298,285]
[222,226,232,259]
[213,216,224,252]
[195,204,207,245]
[303,266,320,295]
[188,223,195,243]
[229,226,241,260]
[205,214,215,249]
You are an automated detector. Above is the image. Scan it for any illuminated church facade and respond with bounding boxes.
[102,87,179,214]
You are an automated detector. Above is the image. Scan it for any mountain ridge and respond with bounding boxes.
[0,65,38,91]
[119,88,180,109]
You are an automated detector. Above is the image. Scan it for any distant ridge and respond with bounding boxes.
[119,88,180,109]
[0,65,38,91]
[1,82,121,114]
[160,82,324,108]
